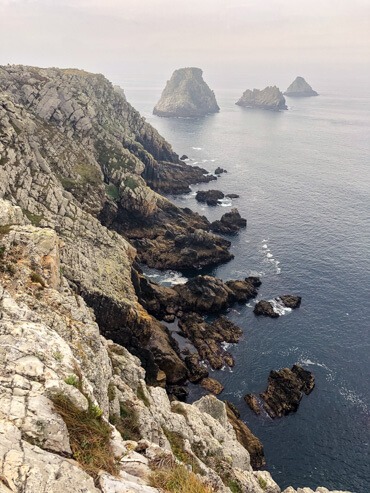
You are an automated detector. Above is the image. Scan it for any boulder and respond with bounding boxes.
[200,377,224,395]
[184,353,209,383]
[196,189,225,206]
[215,167,227,174]
[153,67,220,118]
[253,365,315,418]
[210,208,247,234]
[180,154,189,160]
[284,76,318,97]
[236,86,287,111]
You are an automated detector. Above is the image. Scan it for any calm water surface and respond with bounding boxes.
[124,84,370,493]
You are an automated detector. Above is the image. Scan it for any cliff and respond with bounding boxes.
[236,86,287,111]
[153,67,220,117]
[284,76,318,97]
[0,65,351,493]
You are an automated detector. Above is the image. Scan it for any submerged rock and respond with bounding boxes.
[246,365,315,418]
[153,67,220,118]
[284,76,318,97]
[215,167,227,174]
[236,86,287,111]
[196,189,225,206]
[200,377,224,395]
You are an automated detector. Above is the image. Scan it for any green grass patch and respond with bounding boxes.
[150,463,212,493]
[110,402,141,441]
[23,210,44,226]
[105,183,120,201]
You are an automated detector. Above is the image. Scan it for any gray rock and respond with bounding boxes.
[236,86,287,111]
[153,67,220,117]
[284,76,318,97]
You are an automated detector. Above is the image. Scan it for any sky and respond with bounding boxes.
[0,0,369,91]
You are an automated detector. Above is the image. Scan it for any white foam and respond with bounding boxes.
[192,147,202,150]
[266,253,273,258]
[262,244,268,249]
[219,199,232,207]
[146,273,160,278]
[161,271,188,286]
[270,298,292,316]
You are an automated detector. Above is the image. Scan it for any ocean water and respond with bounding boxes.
[124,84,370,493]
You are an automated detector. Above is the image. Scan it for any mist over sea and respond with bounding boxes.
[124,81,370,493]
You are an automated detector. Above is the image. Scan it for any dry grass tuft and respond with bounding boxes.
[51,393,118,478]
[150,463,213,493]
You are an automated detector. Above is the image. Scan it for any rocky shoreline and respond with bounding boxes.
[0,65,351,493]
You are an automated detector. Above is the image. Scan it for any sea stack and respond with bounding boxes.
[236,86,287,111]
[153,67,220,117]
[284,76,318,97]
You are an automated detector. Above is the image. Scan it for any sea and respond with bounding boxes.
[123,81,370,493]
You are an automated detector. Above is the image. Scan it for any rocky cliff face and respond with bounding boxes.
[153,67,220,118]
[236,86,287,111]
[284,77,318,97]
[0,65,351,493]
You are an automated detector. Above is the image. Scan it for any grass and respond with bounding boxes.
[258,477,267,490]
[64,374,80,388]
[0,225,12,236]
[74,164,101,186]
[23,210,44,226]
[110,402,141,441]
[123,176,139,191]
[162,427,202,475]
[30,271,45,286]
[136,384,150,407]
[105,183,120,201]
[228,480,243,493]
[51,393,118,478]
[150,464,212,493]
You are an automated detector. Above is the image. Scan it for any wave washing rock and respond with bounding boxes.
[284,76,319,97]
[153,67,220,117]
[236,86,287,111]
[254,295,301,317]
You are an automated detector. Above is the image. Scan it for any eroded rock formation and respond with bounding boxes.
[236,86,287,111]
[153,67,220,118]
[284,76,319,97]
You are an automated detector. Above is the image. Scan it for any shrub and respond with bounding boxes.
[64,374,80,388]
[51,393,118,478]
[105,183,120,201]
[258,476,267,490]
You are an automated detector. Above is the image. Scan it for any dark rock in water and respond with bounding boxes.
[253,300,279,318]
[178,313,242,370]
[174,275,233,313]
[279,295,301,309]
[215,167,227,175]
[244,394,261,415]
[210,208,247,235]
[200,377,224,395]
[226,193,239,199]
[180,154,189,160]
[257,364,315,418]
[226,276,261,302]
[236,86,287,111]
[196,189,225,206]
[166,385,189,402]
[253,295,301,317]
[185,353,209,383]
[225,402,266,468]
[284,76,318,97]
[153,67,220,118]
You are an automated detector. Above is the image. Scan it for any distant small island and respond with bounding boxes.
[284,76,319,97]
[153,67,219,118]
[236,86,287,111]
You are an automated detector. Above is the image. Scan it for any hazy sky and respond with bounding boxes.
[0,0,369,90]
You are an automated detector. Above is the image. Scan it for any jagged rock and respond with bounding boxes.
[178,313,241,370]
[210,208,247,234]
[250,365,315,418]
[244,394,262,416]
[166,385,189,402]
[200,376,229,395]
[174,275,233,312]
[185,353,209,383]
[225,402,265,469]
[153,67,219,118]
[180,154,188,160]
[236,86,287,111]
[254,295,301,317]
[284,76,319,97]
[215,167,227,174]
[226,277,261,302]
[196,189,225,205]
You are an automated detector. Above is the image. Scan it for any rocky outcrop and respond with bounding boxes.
[211,208,247,234]
[236,86,287,111]
[254,296,301,317]
[196,189,225,205]
[153,67,219,118]
[284,76,319,97]
[246,365,315,418]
